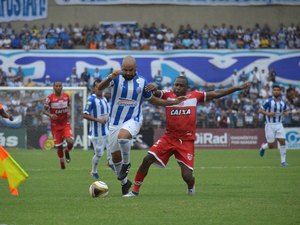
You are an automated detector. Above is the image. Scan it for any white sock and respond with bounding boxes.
[262,143,268,149]
[92,155,100,173]
[118,139,131,165]
[114,161,122,176]
[106,149,113,165]
[114,161,127,185]
[279,145,287,163]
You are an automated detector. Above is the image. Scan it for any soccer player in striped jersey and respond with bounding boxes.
[96,55,186,195]
[83,80,115,180]
[259,84,289,166]
[123,76,251,197]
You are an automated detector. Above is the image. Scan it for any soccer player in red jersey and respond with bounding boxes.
[43,81,74,169]
[123,76,251,197]
[0,103,13,121]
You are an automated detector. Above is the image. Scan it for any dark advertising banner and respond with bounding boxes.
[0,128,27,148]
[154,128,265,149]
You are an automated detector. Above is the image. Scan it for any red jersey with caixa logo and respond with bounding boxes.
[44,93,70,130]
[160,90,206,141]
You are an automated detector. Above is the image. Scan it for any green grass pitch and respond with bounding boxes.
[1,149,300,225]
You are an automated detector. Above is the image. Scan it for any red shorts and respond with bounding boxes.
[149,134,195,170]
[51,124,73,146]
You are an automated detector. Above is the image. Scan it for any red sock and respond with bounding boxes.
[57,147,64,158]
[132,171,146,193]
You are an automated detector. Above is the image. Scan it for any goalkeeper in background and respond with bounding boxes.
[0,103,13,121]
[43,81,74,170]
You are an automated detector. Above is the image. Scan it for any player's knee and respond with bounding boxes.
[95,148,104,157]
[112,150,122,163]
[143,154,156,166]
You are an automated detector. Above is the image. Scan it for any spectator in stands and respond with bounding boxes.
[152,106,163,128]
[45,75,52,86]
[72,23,83,45]
[46,33,57,49]
[70,67,79,87]
[38,35,47,49]
[15,66,24,86]
[236,109,245,128]
[80,67,90,86]
[25,78,36,87]
[206,107,217,128]
[217,110,229,128]
[0,68,7,86]
[11,35,22,49]
[153,70,163,89]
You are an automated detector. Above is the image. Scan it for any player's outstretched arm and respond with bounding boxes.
[148,95,187,106]
[97,70,121,90]
[206,82,252,101]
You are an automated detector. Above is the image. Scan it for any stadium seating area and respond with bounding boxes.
[0,22,300,50]
[0,63,299,129]
[0,22,300,129]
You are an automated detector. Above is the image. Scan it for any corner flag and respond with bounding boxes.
[0,146,29,196]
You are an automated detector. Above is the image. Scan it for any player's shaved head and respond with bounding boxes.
[122,56,136,68]
[122,56,137,80]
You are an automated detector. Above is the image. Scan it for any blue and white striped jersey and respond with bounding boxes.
[84,94,110,137]
[108,73,152,126]
[261,97,287,123]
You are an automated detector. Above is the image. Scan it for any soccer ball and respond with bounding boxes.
[89,181,109,198]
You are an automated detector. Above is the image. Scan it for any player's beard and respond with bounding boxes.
[123,74,135,80]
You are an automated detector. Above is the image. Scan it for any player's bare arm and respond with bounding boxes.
[284,108,300,116]
[206,82,252,101]
[97,70,121,90]
[148,95,187,106]
[82,113,108,124]
[43,106,58,120]
[258,108,276,116]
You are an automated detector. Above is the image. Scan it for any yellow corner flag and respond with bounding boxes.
[0,145,29,196]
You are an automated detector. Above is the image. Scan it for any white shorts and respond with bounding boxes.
[89,135,108,157]
[265,123,285,143]
[109,119,142,153]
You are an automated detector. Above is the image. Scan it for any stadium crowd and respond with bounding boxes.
[0,22,300,50]
[0,63,299,129]
[0,21,299,129]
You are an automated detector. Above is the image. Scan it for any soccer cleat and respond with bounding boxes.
[60,161,65,170]
[64,149,71,163]
[123,191,138,197]
[121,180,132,195]
[118,163,131,180]
[281,162,288,167]
[91,172,99,180]
[187,186,196,196]
[259,146,265,157]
